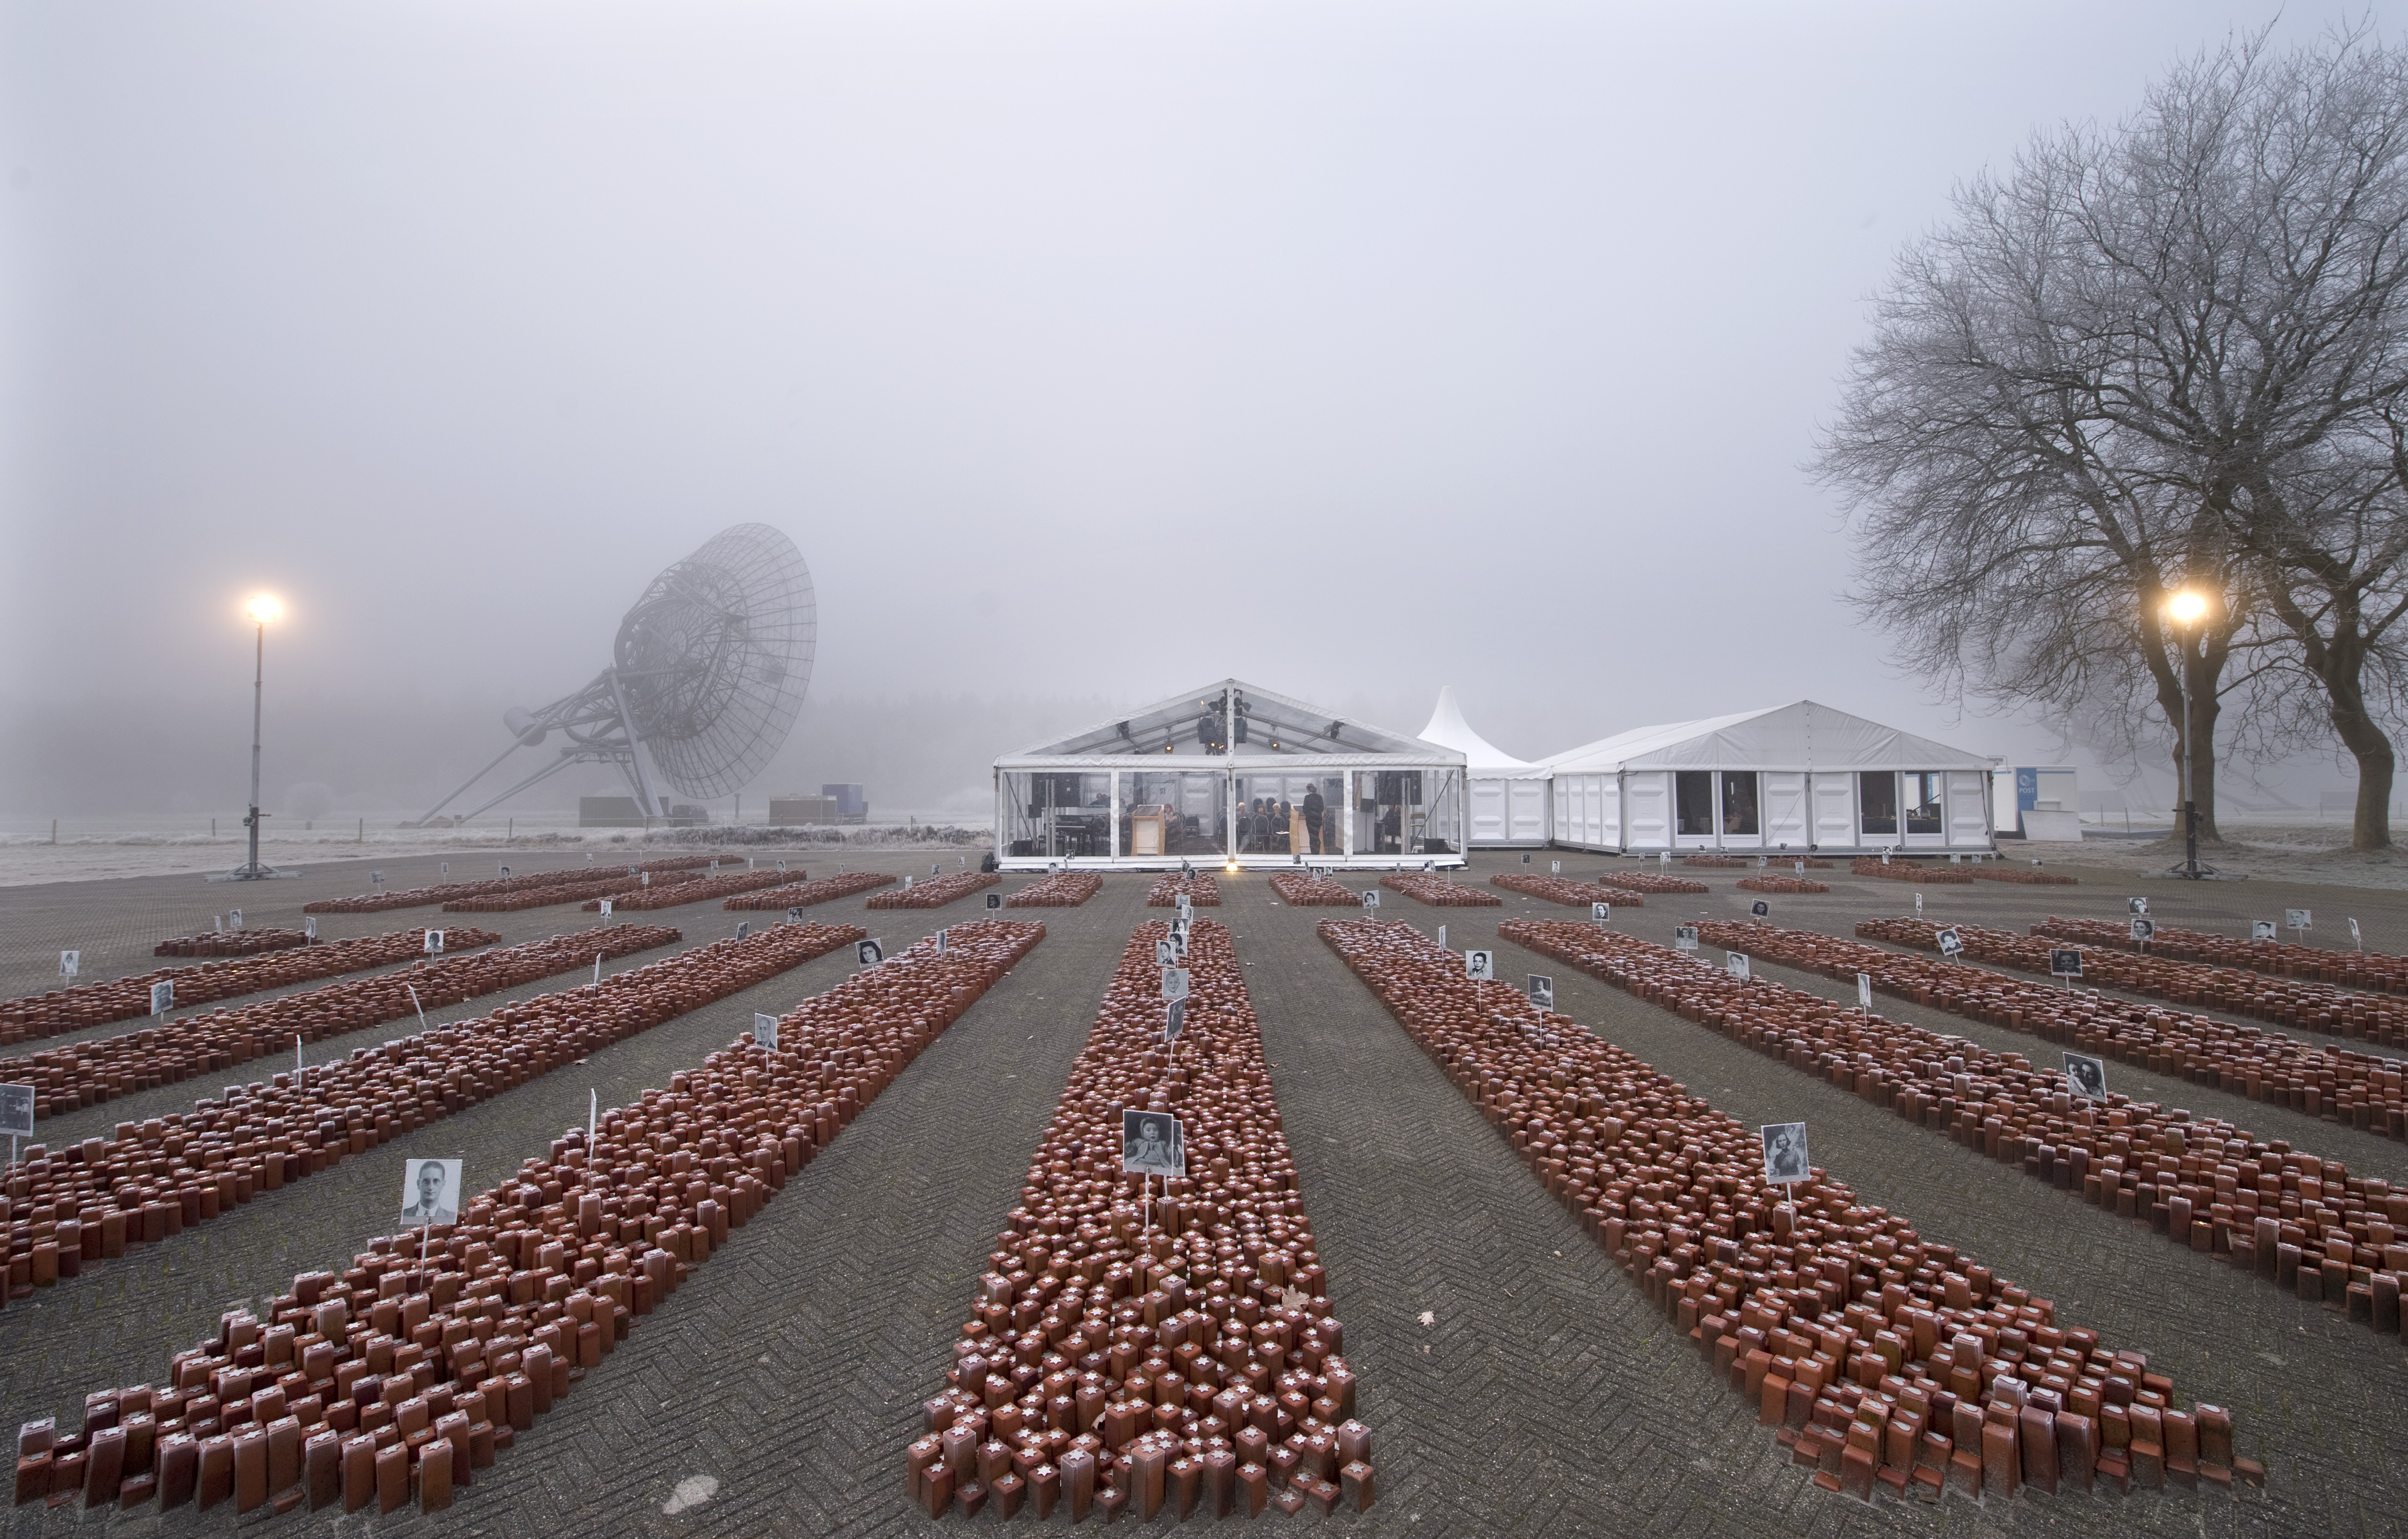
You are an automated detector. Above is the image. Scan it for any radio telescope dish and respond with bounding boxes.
[415,524,814,825]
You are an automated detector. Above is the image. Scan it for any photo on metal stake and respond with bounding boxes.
[2252,920,2277,942]
[599,899,613,917]
[1464,949,1495,982]
[1361,889,1380,909]
[1726,952,1751,980]
[2130,917,2155,943]
[149,980,173,1016]
[1591,901,1612,924]
[1161,966,1189,1002]
[752,1013,779,1050]
[857,938,885,966]
[986,892,1002,909]
[1855,973,1873,1011]
[398,1157,462,1228]
[2049,948,2083,979]
[0,1085,32,1140]
[1122,1108,1185,1178]
[1155,938,1178,967]
[2287,908,2312,932]
[2062,1050,2108,1101]
[1749,899,1770,919]
[736,921,750,941]
[1935,926,1963,957]
[1759,1122,1810,1185]
[786,907,803,924]
[1526,974,1554,1010]
[2128,896,2149,915]
[57,951,77,980]
[1164,997,1186,1044]
[424,929,445,954]
[1674,925,1699,952]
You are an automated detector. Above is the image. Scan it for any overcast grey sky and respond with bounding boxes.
[6,2,2401,813]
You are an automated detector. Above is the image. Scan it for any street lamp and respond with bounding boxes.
[213,593,295,883]
[2164,588,2210,880]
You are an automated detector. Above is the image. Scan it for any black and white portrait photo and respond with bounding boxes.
[2062,1051,2108,1102]
[2049,948,2082,979]
[1526,974,1554,1010]
[0,1084,32,1139]
[1122,1109,1186,1178]
[857,938,885,966]
[1760,1122,1810,1186]
[399,1157,462,1227]
[1464,950,1495,982]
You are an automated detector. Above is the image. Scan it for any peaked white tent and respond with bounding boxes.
[1418,686,1551,847]
[993,679,1468,870]
[1543,700,1998,855]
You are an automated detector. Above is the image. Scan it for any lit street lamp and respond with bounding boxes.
[212,593,297,883]
[2164,588,2212,880]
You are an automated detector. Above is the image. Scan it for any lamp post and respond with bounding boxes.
[2165,589,2209,880]
[214,594,291,882]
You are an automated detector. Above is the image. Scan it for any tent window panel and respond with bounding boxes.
[1859,773,1898,836]
[1720,772,1759,836]
[1905,772,1944,834]
[1231,774,1339,856]
[1675,772,1715,836]
[1120,771,1228,857]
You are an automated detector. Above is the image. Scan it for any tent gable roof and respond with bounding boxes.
[1542,700,1995,774]
[1003,679,1451,761]
[1417,686,1529,768]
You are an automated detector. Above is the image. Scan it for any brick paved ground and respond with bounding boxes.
[0,851,2395,1534]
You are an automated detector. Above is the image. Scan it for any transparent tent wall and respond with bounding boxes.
[1114,770,1231,859]
[998,771,1115,860]
[1345,766,1462,858]
[1228,771,1344,858]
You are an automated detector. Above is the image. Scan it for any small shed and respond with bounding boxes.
[1543,700,1998,855]
[993,679,1468,870]
[1418,686,1551,848]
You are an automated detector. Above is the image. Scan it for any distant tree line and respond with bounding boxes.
[1819,24,2408,850]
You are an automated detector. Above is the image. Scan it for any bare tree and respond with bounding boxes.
[1821,25,2408,849]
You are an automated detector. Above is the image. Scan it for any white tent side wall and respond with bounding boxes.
[1541,702,1996,855]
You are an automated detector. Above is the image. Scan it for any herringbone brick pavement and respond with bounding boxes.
[0,861,2393,1535]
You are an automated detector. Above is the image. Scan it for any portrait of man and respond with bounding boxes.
[1465,950,1495,982]
[2062,1051,2108,1102]
[398,1158,461,1227]
[1122,1109,1186,1178]
[1760,1122,1810,1186]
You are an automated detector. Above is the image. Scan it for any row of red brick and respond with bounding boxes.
[870,872,1003,909]
[15,920,1042,1516]
[153,931,312,959]
[1378,873,1499,907]
[2,929,501,1046]
[910,918,1370,1522]
[1327,916,2249,1504]
[1682,919,2408,1331]
[1007,873,1105,907]
[1866,916,2408,1050]
[2034,918,2408,995]
[1489,874,1645,908]
[1740,877,1832,895]
[1969,867,2077,885]
[0,924,844,1305]
[725,871,898,909]
[304,859,718,914]
[0,928,642,1127]
[1774,922,2408,1129]
[1582,870,1710,896]
[1266,873,1362,907]
[1852,859,1974,885]
[577,870,794,912]
[1147,877,1221,907]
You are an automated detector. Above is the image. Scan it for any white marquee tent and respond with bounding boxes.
[1544,700,1999,855]
[993,679,1468,870]
[1418,686,1551,848]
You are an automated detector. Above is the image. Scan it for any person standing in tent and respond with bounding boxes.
[1302,783,1326,855]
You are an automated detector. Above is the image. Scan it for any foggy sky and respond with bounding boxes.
[6,2,2399,817]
